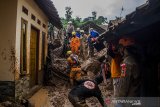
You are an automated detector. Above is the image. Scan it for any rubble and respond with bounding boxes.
[49,39,62,50]
[15,76,30,101]
[45,39,113,107]
[46,73,113,107]
[81,58,101,75]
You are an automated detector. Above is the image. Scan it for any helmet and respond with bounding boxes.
[89,28,93,31]
[72,31,76,35]
[68,21,72,24]
[80,30,84,33]
[67,51,72,55]
[119,38,135,46]
[76,28,80,31]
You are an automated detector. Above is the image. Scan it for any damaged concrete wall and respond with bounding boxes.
[0,0,17,81]
[0,0,18,101]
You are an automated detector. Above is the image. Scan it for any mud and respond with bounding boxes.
[46,76,113,107]
[46,41,113,107]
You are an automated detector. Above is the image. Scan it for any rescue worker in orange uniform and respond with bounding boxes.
[70,32,80,55]
[67,51,81,86]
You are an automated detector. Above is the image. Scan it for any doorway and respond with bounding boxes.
[30,26,39,87]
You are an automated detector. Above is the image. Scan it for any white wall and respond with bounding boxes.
[15,0,48,79]
[0,0,18,81]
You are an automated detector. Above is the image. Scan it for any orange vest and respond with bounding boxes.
[70,37,80,48]
[111,54,121,78]
[70,37,80,54]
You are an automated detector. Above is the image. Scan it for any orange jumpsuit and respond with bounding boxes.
[67,54,81,80]
[70,37,80,54]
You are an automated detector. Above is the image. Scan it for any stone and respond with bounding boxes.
[81,58,101,74]
[15,76,30,100]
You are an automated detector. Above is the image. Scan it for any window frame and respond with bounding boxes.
[20,18,28,75]
[22,6,28,15]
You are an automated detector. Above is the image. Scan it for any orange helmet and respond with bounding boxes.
[119,37,135,46]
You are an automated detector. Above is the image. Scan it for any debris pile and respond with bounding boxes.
[45,40,113,107]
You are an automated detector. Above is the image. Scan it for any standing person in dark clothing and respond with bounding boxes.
[68,77,108,107]
[118,38,141,97]
[97,55,111,84]
[62,35,70,57]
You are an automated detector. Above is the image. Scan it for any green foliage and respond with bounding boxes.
[75,16,81,23]
[65,6,72,21]
[61,17,68,28]
[61,8,108,29]
[96,16,107,25]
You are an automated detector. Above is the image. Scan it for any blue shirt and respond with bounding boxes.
[90,30,99,38]
[76,32,81,38]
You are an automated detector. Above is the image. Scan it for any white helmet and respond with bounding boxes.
[80,30,84,33]
[90,28,93,31]
[68,21,72,24]
[76,28,80,31]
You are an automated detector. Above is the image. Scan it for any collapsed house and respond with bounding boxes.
[102,0,160,96]
[80,21,107,34]
[0,0,62,102]
[80,21,107,52]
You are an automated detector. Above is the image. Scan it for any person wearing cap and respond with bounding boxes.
[66,50,81,86]
[79,30,89,60]
[89,28,99,38]
[66,21,74,40]
[70,31,80,55]
[88,28,100,57]
[118,37,141,97]
[65,51,73,76]
[76,28,81,38]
